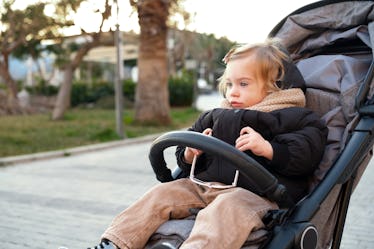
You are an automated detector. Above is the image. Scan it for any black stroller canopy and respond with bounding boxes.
[270,0,374,59]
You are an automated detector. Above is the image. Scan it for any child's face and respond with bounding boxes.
[224,53,267,109]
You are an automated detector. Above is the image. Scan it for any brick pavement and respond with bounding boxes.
[0,140,163,249]
[1,138,374,249]
[340,158,374,248]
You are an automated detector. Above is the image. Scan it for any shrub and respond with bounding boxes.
[123,79,136,102]
[25,74,193,108]
[168,71,194,106]
[89,81,114,102]
[71,81,114,106]
[71,83,89,106]
[70,80,136,107]
[25,79,58,96]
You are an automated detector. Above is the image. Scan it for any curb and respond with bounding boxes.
[0,133,162,166]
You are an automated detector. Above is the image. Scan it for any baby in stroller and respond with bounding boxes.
[87,38,328,249]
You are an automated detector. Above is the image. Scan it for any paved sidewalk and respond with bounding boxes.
[0,139,163,249]
[1,137,374,249]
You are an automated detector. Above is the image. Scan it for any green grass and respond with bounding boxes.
[0,107,201,157]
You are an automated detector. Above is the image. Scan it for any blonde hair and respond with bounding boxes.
[218,38,289,97]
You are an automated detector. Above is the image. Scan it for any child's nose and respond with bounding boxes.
[230,85,240,96]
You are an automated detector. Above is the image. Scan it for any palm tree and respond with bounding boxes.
[131,0,182,125]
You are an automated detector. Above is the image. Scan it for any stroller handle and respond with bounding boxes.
[148,131,290,204]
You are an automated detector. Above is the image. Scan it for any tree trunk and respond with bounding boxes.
[0,62,17,97]
[134,0,171,125]
[0,59,25,114]
[52,66,74,120]
[51,35,101,120]
[50,1,111,121]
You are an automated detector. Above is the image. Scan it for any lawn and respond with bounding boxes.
[0,107,201,157]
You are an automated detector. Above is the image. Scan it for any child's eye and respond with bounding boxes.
[226,82,233,88]
[240,81,249,87]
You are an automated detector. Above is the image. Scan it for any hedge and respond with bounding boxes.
[24,73,194,108]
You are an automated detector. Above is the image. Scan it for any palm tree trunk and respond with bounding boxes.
[134,0,171,125]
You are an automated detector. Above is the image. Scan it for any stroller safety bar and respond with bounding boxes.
[148,131,292,205]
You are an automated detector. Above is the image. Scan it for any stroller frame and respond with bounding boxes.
[264,65,374,249]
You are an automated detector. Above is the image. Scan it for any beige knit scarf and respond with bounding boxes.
[221,88,306,112]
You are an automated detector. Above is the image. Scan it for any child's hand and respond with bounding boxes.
[236,126,273,160]
[184,128,213,164]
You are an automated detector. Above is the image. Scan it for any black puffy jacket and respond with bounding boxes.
[176,107,328,202]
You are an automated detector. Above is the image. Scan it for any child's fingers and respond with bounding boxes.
[186,128,212,160]
[235,135,251,151]
[240,126,255,135]
[203,128,213,136]
[187,147,202,156]
[190,148,201,155]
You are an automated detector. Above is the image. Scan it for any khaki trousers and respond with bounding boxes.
[102,178,278,249]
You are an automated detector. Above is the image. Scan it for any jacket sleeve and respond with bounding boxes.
[241,107,328,177]
[269,125,327,177]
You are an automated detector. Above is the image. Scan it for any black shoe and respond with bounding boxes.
[87,239,118,249]
[151,242,177,249]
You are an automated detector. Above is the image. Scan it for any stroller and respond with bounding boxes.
[146,1,374,248]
